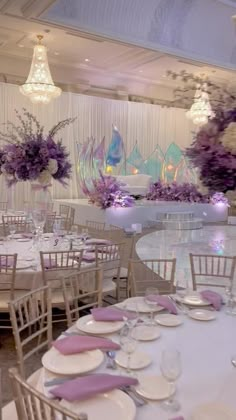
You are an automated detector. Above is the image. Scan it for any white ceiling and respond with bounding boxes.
[0,0,235,103]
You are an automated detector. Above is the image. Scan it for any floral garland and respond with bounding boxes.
[185,109,236,192]
[0,109,74,187]
[88,174,135,209]
[146,181,210,203]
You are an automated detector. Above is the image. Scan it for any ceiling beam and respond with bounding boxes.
[0,0,16,13]
[21,0,57,18]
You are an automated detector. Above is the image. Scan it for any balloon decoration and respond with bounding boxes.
[76,126,197,196]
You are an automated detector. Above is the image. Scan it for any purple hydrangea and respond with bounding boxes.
[146,181,210,203]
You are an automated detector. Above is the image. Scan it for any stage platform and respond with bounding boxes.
[54,199,228,228]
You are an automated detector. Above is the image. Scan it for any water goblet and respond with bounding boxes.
[160,349,182,412]
[144,287,159,325]
[9,223,16,240]
[119,326,137,374]
[81,228,89,243]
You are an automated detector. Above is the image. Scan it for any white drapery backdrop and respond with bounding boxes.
[0,82,195,209]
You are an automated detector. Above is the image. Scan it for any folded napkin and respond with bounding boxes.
[91,307,136,322]
[147,295,178,315]
[200,290,223,311]
[43,258,57,269]
[22,233,34,239]
[86,238,112,245]
[169,417,184,420]
[82,253,96,262]
[53,335,120,355]
[50,373,138,402]
[0,256,13,268]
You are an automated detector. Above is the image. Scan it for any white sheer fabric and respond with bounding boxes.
[0,83,195,208]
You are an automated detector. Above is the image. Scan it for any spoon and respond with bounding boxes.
[231,356,236,367]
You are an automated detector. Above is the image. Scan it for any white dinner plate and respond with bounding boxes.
[181,293,210,307]
[61,389,136,420]
[131,325,161,341]
[191,403,236,420]
[115,351,151,370]
[76,315,124,335]
[135,374,175,400]
[16,238,31,242]
[122,296,164,313]
[12,234,23,239]
[188,309,216,321]
[155,314,183,327]
[42,346,104,375]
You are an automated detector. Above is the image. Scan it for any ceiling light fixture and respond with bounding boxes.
[19,35,61,104]
[85,58,90,62]
[186,83,215,126]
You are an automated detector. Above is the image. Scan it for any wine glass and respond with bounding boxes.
[119,325,137,374]
[81,228,89,243]
[9,223,16,240]
[160,349,182,412]
[144,287,159,324]
[175,278,189,300]
[32,210,46,236]
[53,219,62,236]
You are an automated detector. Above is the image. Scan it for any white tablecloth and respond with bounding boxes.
[37,309,236,420]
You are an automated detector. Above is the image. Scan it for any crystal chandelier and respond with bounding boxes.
[186,83,215,125]
[20,35,61,104]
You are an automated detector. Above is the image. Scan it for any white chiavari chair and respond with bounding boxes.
[60,266,103,327]
[44,212,56,233]
[40,250,84,320]
[2,215,29,236]
[9,367,87,420]
[95,242,124,302]
[189,253,236,290]
[130,258,176,296]
[86,220,105,231]
[59,204,71,219]
[8,286,52,379]
[0,254,26,329]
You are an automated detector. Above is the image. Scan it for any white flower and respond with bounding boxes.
[203,121,218,137]
[221,122,236,153]
[38,170,52,185]
[47,158,58,175]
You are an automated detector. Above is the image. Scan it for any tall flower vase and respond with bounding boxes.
[29,182,52,213]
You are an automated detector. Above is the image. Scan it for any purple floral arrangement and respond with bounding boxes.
[210,192,229,206]
[0,109,74,187]
[146,181,210,203]
[185,108,236,192]
[88,173,135,209]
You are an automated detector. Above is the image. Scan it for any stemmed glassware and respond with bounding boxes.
[9,223,16,240]
[160,349,182,412]
[144,287,159,325]
[119,325,137,374]
[81,228,89,244]
[32,210,46,237]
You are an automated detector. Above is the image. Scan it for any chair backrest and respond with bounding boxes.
[40,250,84,286]
[70,207,75,225]
[2,215,29,236]
[86,220,105,231]
[44,212,57,233]
[59,204,71,218]
[0,202,7,212]
[60,266,103,327]
[0,253,17,300]
[130,258,176,296]
[190,253,236,290]
[9,367,87,420]
[95,242,124,276]
[8,286,52,378]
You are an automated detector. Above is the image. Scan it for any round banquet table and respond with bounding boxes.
[0,235,93,290]
[135,225,236,284]
[36,308,236,420]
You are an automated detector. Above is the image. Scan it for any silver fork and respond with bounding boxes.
[119,386,147,406]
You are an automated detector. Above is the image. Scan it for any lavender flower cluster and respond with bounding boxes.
[88,174,135,209]
[0,109,73,187]
[185,108,236,192]
[146,181,210,203]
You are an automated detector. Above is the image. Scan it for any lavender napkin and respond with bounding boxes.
[91,307,136,322]
[147,295,178,315]
[86,238,112,245]
[43,258,57,269]
[169,417,184,420]
[50,374,138,402]
[82,253,96,262]
[53,335,120,355]
[0,256,13,268]
[200,290,223,311]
